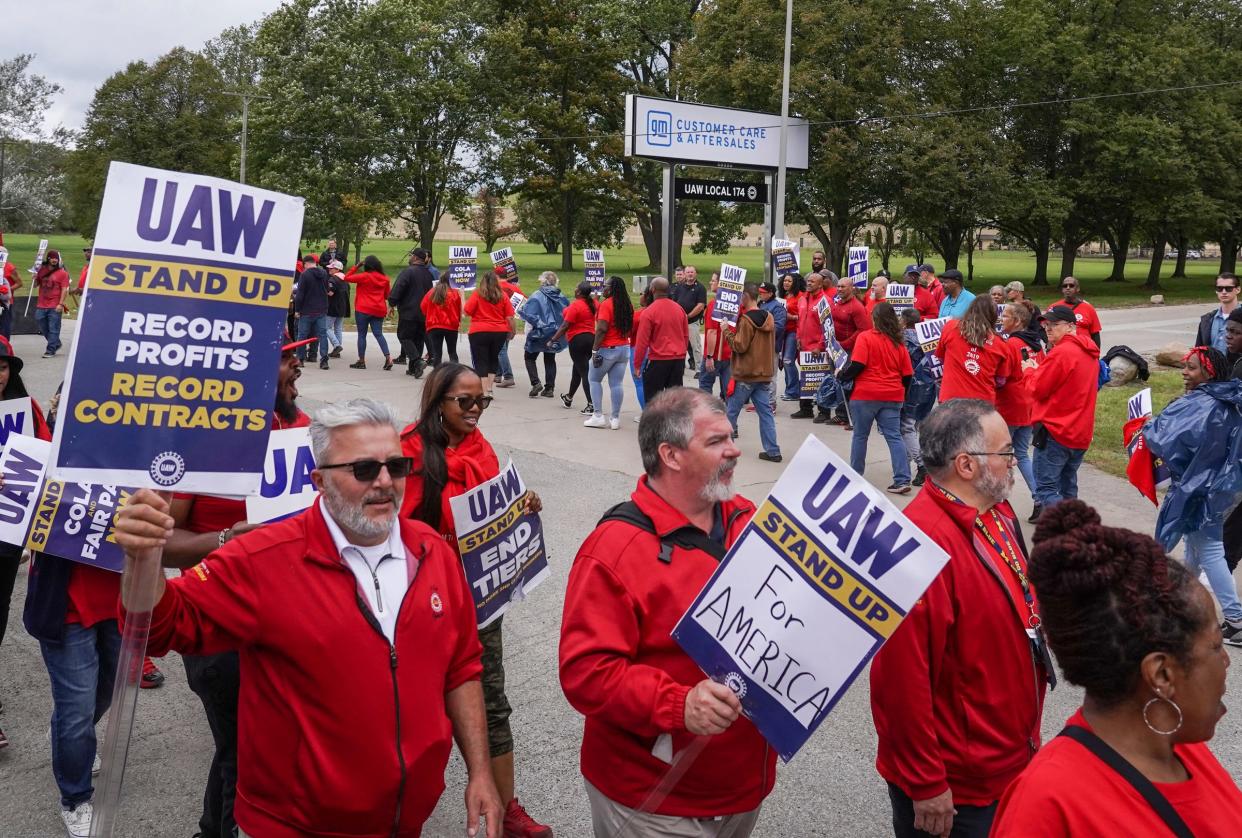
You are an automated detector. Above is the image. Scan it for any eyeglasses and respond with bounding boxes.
[965,450,1019,463]
[318,457,414,481]
[1216,286,1238,293]
[443,394,493,411]
[1059,284,1077,290]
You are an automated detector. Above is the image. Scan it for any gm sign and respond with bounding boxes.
[647,110,672,146]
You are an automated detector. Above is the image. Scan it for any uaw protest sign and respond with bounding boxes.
[672,435,949,761]
[50,162,304,494]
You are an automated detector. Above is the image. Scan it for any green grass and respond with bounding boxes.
[1085,370,1184,479]
[0,232,1224,311]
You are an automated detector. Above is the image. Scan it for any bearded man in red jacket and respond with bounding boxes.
[560,387,777,837]
[115,398,501,838]
[870,399,1052,838]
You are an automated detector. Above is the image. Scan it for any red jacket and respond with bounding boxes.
[345,267,392,317]
[914,285,938,319]
[559,477,777,816]
[831,295,870,351]
[870,484,1047,806]
[1029,331,1100,450]
[420,287,461,331]
[631,297,688,369]
[994,337,1032,426]
[702,301,732,362]
[136,501,483,838]
[796,289,829,351]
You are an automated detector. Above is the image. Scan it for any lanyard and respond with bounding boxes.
[930,482,1041,629]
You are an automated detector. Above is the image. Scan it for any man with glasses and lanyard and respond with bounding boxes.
[1195,272,1240,354]
[1056,276,1101,348]
[870,399,1052,838]
[114,397,502,838]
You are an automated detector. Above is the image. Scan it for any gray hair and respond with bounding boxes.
[310,398,401,463]
[919,399,996,479]
[638,388,726,476]
[990,285,1005,295]
[539,270,559,287]
[1004,301,1031,327]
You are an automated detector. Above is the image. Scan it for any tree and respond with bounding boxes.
[456,186,518,251]
[65,48,237,236]
[0,139,69,232]
[0,55,65,231]
[515,195,561,254]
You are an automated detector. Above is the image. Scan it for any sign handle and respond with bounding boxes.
[611,735,710,837]
[90,495,169,838]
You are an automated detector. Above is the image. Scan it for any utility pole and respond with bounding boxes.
[222,91,271,185]
[773,0,794,239]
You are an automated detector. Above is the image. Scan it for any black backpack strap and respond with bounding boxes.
[597,501,729,564]
[1057,726,1195,838]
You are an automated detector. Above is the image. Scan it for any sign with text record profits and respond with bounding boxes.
[625,94,809,171]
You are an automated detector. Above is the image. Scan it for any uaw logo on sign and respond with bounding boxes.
[149,451,186,486]
[647,110,673,147]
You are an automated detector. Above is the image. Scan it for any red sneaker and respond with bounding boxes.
[140,657,165,689]
[503,798,552,838]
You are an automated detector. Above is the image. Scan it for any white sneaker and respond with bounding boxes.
[583,415,608,429]
[633,415,641,424]
[61,801,93,838]
[92,753,101,776]
[608,417,621,430]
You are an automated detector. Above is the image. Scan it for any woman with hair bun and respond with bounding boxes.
[993,499,1242,836]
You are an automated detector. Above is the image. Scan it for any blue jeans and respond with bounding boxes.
[781,333,800,398]
[355,312,390,358]
[1009,424,1037,496]
[498,339,513,379]
[1184,530,1242,623]
[295,313,328,360]
[631,355,646,409]
[40,620,122,808]
[727,380,780,456]
[36,307,63,354]
[699,358,732,399]
[900,407,922,468]
[850,400,910,485]
[327,316,344,349]
[588,345,629,419]
[1033,435,1085,508]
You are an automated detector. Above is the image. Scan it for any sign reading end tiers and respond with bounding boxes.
[625,94,809,171]
[676,178,768,204]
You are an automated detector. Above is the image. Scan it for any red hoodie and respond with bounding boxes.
[870,484,1047,806]
[420,287,462,331]
[135,501,483,838]
[1029,331,1100,450]
[796,289,829,351]
[344,267,392,318]
[559,477,777,816]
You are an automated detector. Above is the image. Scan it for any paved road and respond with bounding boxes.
[1097,301,1210,357]
[1,316,1239,837]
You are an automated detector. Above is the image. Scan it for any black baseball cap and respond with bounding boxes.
[1040,305,1077,325]
[940,269,965,284]
[903,264,920,277]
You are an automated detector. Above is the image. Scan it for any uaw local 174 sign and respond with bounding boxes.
[624,94,809,171]
[450,459,549,628]
[50,162,304,494]
[672,435,949,761]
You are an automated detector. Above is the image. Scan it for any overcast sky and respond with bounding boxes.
[15,0,287,134]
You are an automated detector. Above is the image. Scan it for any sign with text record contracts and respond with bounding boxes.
[625,94,809,171]
[672,435,949,761]
[51,162,305,494]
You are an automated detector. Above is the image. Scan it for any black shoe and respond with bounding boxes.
[383,358,394,371]
[560,394,573,409]
[406,368,420,376]
[1223,620,1242,648]
[329,346,342,358]
[813,413,831,424]
[759,452,783,463]
[790,409,814,419]
[887,483,912,495]
[529,384,542,398]
[912,466,927,487]
[319,359,329,370]
[540,387,555,398]
[580,403,595,415]
[350,360,366,369]
[395,354,408,365]
[1028,504,1043,524]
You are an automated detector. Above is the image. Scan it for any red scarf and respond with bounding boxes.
[399,425,499,543]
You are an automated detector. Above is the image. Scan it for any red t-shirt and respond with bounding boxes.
[464,291,515,334]
[35,267,68,309]
[563,298,596,339]
[782,292,801,333]
[702,301,733,362]
[78,265,89,291]
[994,337,1032,427]
[993,709,1242,837]
[595,297,630,347]
[935,319,1013,404]
[850,330,912,402]
[1067,300,1102,335]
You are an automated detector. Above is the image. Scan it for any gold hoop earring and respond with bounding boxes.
[1142,693,1183,736]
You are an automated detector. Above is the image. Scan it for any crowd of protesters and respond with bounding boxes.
[5,241,1242,838]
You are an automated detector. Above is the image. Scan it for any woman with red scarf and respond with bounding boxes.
[399,363,551,838]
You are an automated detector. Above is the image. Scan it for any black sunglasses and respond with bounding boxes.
[1059,284,1077,290]
[1216,285,1238,293]
[318,457,414,481]
[444,394,493,411]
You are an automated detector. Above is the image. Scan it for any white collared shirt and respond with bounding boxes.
[321,506,408,644]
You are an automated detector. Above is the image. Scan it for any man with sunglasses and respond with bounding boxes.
[1056,277,1101,348]
[1194,272,1240,354]
[871,399,1050,838]
[114,398,501,838]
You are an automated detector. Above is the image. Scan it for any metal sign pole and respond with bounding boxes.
[661,164,676,281]
[763,173,775,285]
